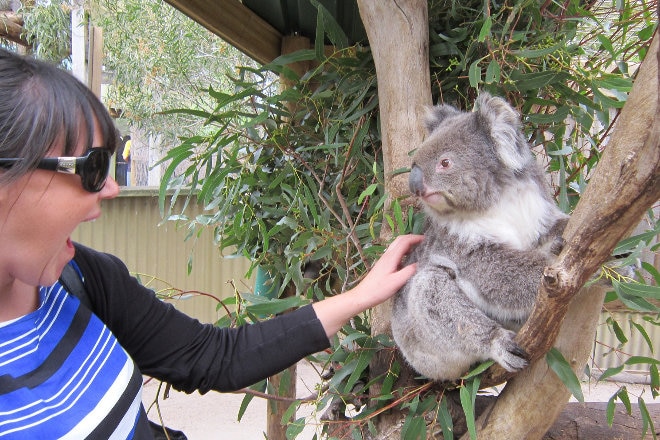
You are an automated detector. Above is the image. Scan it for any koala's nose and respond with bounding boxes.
[409,165,425,196]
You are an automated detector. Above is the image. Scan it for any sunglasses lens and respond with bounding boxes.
[83,149,110,192]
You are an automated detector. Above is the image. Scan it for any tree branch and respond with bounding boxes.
[0,12,29,47]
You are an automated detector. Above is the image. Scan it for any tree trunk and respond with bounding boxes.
[471,29,660,439]
[266,366,296,440]
[129,128,149,187]
[356,0,431,343]
[356,0,431,434]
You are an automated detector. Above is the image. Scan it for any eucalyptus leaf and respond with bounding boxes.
[462,360,495,379]
[358,184,379,204]
[630,320,655,353]
[285,417,306,440]
[478,17,493,42]
[468,59,482,89]
[598,365,624,382]
[459,377,479,440]
[245,296,309,315]
[343,341,377,393]
[637,397,656,439]
[511,43,563,58]
[546,348,584,402]
[437,398,454,440]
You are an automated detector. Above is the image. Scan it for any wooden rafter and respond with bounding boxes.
[164,0,282,65]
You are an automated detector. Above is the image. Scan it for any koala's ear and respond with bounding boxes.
[424,104,461,134]
[475,93,531,171]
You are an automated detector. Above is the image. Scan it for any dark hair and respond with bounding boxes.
[0,48,118,183]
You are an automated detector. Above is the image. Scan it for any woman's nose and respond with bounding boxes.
[100,175,120,199]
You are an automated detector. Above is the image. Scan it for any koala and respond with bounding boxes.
[391,93,569,382]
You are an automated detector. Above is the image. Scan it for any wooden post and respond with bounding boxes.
[265,34,312,440]
[87,26,103,99]
[70,6,86,84]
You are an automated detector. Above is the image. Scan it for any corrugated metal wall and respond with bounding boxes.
[71,188,253,324]
[592,311,658,374]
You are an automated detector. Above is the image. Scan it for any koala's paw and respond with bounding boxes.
[491,329,528,373]
[549,236,565,256]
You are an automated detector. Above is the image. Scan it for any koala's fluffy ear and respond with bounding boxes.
[475,93,531,171]
[424,104,461,134]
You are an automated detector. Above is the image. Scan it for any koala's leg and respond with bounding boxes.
[455,314,528,373]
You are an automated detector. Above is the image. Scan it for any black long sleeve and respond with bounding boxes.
[72,243,330,393]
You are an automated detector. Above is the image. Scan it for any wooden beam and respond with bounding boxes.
[164,0,282,65]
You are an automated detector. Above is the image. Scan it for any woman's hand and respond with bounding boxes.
[312,234,424,337]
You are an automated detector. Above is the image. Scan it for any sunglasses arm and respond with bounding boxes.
[38,157,79,174]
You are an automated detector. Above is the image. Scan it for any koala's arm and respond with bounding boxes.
[458,243,556,326]
[542,217,568,256]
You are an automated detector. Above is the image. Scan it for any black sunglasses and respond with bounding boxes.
[0,148,112,192]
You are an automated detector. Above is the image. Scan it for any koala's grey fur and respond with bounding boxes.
[391,93,569,381]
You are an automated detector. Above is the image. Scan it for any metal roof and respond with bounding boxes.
[243,0,365,45]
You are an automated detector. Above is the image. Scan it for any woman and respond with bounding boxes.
[0,48,423,439]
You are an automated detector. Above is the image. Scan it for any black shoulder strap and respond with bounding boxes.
[59,262,92,310]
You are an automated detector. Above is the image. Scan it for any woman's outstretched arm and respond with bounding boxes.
[312,234,424,337]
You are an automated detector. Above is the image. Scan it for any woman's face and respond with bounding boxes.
[0,120,119,287]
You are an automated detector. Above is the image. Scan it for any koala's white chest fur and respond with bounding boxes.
[429,179,563,251]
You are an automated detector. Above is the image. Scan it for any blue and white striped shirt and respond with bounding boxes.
[0,282,142,439]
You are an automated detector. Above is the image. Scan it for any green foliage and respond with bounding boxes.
[427,0,655,211]
[18,1,72,64]
[547,348,585,402]
[7,0,252,158]
[160,46,388,300]
[572,211,660,437]
[88,0,252,140]
[158,1,658,438]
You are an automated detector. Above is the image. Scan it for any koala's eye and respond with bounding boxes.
[436,158,452,171]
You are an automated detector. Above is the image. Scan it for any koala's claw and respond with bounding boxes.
[550,236,565,255]
[491,331,528,373]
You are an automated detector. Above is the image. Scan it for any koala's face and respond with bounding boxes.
[410,93,532,215]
